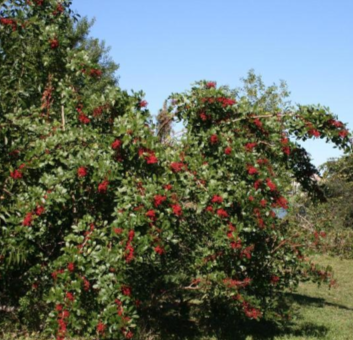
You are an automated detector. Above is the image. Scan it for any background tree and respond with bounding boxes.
[235,69,292,112]
[156,100,174,143]
[292,154,353,258]
[319,154,353,230]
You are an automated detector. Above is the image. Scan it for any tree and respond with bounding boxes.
[156,100,173,143]
[294,155,353,258]
[1,1,352,339]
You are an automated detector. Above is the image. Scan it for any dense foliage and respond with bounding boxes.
[1,1,352,339]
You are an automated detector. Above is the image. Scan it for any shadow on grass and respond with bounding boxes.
[197,302,329,340]
[286,292,353,311]
[145,314,329,340]
[139,297,330,340]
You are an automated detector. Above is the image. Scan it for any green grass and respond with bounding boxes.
[204,255,353,340]
[2,255,353,340]
[270,254,353,340]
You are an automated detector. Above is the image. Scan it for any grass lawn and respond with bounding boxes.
[209,254,353,340]
[184,255,353,340]
[2,255,353,340]
[270,254,353,340]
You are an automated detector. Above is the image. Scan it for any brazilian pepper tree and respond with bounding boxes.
[1,1,352,339]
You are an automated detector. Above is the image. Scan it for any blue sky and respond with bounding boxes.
[73,0,352,167]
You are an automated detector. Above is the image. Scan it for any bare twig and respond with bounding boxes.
[297,214,315,232]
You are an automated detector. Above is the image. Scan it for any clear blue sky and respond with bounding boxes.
[73,0,352,167]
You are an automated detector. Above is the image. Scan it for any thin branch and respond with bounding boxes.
[61,105,66,131]
[271,239,288,254]
[172,129,186,137]
[258,141,274,147]
[3,188,12,197]
[230,112,294,123]
[169,113,294,140]
[182,286,201,290]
